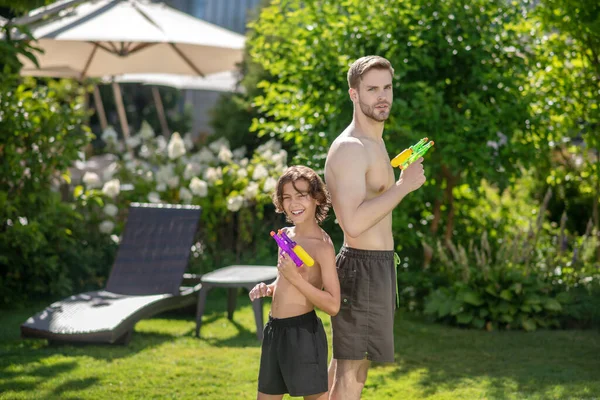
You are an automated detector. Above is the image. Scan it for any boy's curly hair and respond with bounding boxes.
[271,166,331,224]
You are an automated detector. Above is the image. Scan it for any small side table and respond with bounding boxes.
[195,265,277,341]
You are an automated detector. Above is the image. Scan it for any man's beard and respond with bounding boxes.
[358,99,391,122]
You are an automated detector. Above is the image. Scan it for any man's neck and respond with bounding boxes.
[352,109,385,140]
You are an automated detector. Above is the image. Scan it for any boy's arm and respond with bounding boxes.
[250,231,286,301]
[249,276,278,301]
[282,243,340,316]
[327,141,425,238]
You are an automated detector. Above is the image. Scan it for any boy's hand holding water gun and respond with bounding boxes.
[270,229,314,268]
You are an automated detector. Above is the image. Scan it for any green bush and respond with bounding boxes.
[0,192,117,306]
[557,283,600,329]
[425,237,564,332]
[246,0,557,264]
[0,76,117,307]
[422,188,599,331]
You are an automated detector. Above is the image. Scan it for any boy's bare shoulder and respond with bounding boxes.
[308,229,336,260]
[285,228,335,260]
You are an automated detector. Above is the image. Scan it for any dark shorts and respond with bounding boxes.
[258,310,328,397]
[331,246,396,363]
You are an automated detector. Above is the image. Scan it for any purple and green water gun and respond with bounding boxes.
[270,229,315,267]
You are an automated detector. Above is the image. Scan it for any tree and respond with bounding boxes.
[209,52,275,152]
[0,0,51,14]
[0,0,115,306]
[535,0,600,253]
[247,0,549,253]
[209,0,280,153]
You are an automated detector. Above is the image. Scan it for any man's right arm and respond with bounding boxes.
[327,141,425,238]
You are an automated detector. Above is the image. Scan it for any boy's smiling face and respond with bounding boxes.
[281,179,318,225]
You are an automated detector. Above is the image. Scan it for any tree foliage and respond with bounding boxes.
[533,0,600,237]
[0,77,115,306]
[0,0,52,14]
[248,0,551,248]
[209,0,280,153]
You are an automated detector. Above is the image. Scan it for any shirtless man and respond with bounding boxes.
[249,165,341,400]
[324,56,426,399]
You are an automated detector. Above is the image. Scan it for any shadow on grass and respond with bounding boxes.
[0,289,258,359]
[194,287,266,348]
[52,376,99,396]
[199,317,262,348]
[0,361,79,392]
[0,297,198,396]
[0,289,265,398]
[368,311,600,399]
[1,360,78,378]
[0,361,98,398]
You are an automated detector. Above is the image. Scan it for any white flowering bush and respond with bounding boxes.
[75,122,289,271]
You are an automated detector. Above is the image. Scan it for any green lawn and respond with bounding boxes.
[1,290,599,400]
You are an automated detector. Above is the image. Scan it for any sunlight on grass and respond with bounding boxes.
[1,293,599,399]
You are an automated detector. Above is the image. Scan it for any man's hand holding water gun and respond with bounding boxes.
[391,137,434,170]
[391,137,434,194]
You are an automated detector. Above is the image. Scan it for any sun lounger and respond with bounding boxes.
[20,202,202,345]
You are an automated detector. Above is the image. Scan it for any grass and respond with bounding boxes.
[1,289,599,400]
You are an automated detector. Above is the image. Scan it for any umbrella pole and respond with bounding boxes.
[93,84,108,131]
[111,82,132,154]
[151,86,170,138]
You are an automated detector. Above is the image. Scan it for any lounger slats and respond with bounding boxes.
[106,205,202,296]
[20,203,202,344]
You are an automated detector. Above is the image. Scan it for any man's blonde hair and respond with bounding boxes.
[347,56,394,89]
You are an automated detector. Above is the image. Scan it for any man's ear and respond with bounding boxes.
[349,88,358,103]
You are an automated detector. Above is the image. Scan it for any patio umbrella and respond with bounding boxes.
[107,70,244,136]
[12,0,245,143]
[112,70,243,92]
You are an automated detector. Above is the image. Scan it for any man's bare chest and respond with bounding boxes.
[365,145,395,196]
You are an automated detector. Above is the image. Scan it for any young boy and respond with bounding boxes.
[249,165,341,400]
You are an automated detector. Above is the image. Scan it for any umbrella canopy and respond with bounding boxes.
[10,0,246,141]
[17,0,245,79]
[109,70,243,93]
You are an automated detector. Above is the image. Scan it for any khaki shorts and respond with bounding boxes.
[331,246,397,363]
